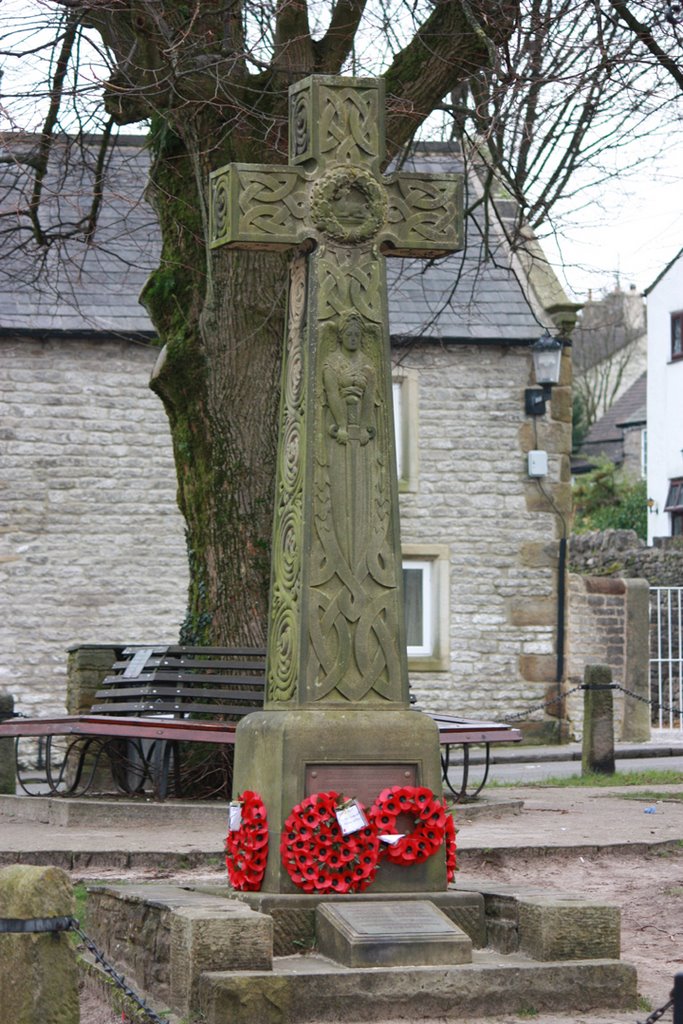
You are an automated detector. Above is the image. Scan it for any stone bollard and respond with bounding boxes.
[582,664,616,776]
[0,864,80,1024]
[0,692,16,794]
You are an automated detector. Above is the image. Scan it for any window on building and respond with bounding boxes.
[665,479,683,535]
[402,545,449,670]
[672,312,683,361]
[392,368,418,493]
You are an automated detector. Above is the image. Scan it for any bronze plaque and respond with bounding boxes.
[305,763,417,805]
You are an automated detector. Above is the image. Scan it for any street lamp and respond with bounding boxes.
[525,334,564,416]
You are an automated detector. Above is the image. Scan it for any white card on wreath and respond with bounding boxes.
[228,801,242,831]
[335,801,368,836]
[379,833,405,845]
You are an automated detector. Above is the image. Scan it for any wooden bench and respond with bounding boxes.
[0,645,521,801]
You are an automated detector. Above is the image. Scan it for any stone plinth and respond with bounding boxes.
[237,889,486,955]
[232,707,445,892]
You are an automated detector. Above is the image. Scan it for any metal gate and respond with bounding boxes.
[650,587,683,728]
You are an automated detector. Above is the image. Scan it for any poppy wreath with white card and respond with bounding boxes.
[369,785,453,868]
[280,790,380,894]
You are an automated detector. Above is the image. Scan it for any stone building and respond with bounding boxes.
[0,134,576,738]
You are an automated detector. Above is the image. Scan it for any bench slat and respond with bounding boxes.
[94,686,265,702]
[102,671,266,687]
[89,701,263,717]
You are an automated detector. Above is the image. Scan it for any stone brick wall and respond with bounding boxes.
[569,529,683,586]
[566,573,650,739]
[2,333,572,733]
[0,335,188,715]
[396,342,571,732]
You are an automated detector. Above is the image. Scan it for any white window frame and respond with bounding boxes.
[402,544,450,671]
[392,368,419,493]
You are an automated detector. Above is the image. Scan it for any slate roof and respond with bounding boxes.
[573,371,647,471]
[0,134,159,337]
[0,135,552,343]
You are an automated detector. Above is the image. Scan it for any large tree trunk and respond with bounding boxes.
[144,119,289,645]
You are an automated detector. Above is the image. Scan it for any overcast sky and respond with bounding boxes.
[537,134,682,303]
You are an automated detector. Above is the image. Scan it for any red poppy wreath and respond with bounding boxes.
[280,790,381,894]
[225,790,269,891]
[369,785,453,868]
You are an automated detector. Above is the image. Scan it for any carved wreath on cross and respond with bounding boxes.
[310,167,388,244]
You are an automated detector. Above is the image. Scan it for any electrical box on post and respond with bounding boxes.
[528,450,548,477]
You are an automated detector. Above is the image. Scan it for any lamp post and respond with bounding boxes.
[525,334,564,416]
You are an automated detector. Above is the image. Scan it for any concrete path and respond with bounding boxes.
[1,783,681,868]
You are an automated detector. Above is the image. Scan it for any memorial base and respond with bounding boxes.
[232,707,445,893]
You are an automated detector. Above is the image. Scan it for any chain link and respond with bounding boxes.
[613,683,682,718]
[637,993,674,1024]
[504,683,682,724]
[505,684,585,722]
[70,919,168,1024]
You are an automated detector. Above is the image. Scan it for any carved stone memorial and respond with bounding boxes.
[210,75,463,892]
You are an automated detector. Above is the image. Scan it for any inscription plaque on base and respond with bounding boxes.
[305,763,416,806]
[316,899,472,968]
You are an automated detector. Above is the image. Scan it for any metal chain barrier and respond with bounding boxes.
[0,914,168,1024]
[70,919,168,1024]
[504,684,585,722]
[504,683,682,724]
[613,683,682,719]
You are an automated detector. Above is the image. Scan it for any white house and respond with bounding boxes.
[645,249,683,543]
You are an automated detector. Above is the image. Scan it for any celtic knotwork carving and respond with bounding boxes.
[318,87,378,164]
[317,248,384,324]
[211,78,463,708]
[210,170,230,245]
[237,170,308,241]
[266,257,307,703]
[268,585,299,702]
[290,88,310,159]
[384,175,462,250]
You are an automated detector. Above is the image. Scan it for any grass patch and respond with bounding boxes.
[490,768,683,788]
[611,789,683,802]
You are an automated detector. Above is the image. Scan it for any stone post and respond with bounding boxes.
[66,644,121,714]
[0,692,16,794]
[0,864,79,1024]
[621,579,651,742]
[581,664,615,776]
[66,645,121,791]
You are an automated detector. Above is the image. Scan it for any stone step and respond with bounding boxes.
[198,953,637,1023]
[83,881,635,1022]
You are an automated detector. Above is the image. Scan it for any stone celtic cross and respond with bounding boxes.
[210,75,462,710]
